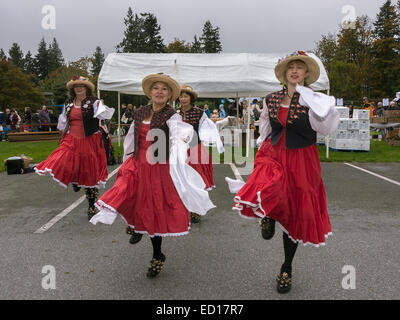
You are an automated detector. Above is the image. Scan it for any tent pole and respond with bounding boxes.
[97,89,100,99]
[246,94,251,157]
[236,92,239,129]
[118,91,121,147]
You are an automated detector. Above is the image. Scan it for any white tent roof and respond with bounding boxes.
[98,52,330,98]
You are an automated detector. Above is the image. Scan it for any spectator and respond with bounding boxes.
[5,108,11,129]
[252,99,262,121]
[32,110,40,132]
[210,109,219,121]
[242,101,254,128]
[362,97,373,118]
[376,102,384,117]
[39,105,50,131]
[48,109,58,131]
[203,104,211,118]
[24,107,32,125]
[219,104,227,118]
[10,109,19,132]
[0,110,4,127]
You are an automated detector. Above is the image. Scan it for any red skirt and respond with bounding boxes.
[96,124,190,237]
[233,134,332,247]
[35,132,108,188]
[187,143,215,190]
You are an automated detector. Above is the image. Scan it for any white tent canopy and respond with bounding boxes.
[98,52,330,98]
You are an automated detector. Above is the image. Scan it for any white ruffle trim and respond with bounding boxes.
[91,200,191,238]
[231,192,332,248]
[35,167,107,189]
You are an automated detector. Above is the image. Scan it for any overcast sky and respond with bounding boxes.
[0,0,385,62]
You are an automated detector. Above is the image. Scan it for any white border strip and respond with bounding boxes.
[34,165,122,234]
[344,162,400,187]
[230,163,244,181]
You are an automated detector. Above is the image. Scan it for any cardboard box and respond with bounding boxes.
[371,117,387,124]
[337,119,349,130]
[359,120,370,130]
[359,130,370,140]
[353,109,370,120]
[352,140,370,151]
[346,130,359,140]
[329,139,353,150]
[335,106,350,119]
[332,130,348,139]
[348,119,360,130]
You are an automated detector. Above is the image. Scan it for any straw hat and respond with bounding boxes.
[142,73,181,102]
[180,85,198,100]
[274,51,320,85]
[66,75,95,92]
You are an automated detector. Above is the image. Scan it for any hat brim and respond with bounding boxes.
[66,80,95,92]
[275,56,320,85]
[180,88,198,100]
[142,74,181,102]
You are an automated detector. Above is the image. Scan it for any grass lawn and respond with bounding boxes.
[1,138,399,173]
[0,139,124,173]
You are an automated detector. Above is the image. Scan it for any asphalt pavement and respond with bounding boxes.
[0,160,399,300]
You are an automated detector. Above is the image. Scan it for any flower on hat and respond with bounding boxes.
[277,50,309,64]
[72,75,79,81]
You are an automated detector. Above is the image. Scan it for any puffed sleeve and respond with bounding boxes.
[93,100,115,120]
[256,98,272,147]
[167,113,216,215]
[296,84,340,135]
[123,121,135,162]
[198,113,224,153]
[57,103,69,131]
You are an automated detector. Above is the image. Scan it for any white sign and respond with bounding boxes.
[336,98,344,106]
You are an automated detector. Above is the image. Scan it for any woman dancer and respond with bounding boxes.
[90,74,215,278]
[35,76,114,219]
[226,51,339,293]
[177,85,224,223]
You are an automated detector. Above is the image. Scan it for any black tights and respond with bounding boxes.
[281,232,298,275]
[150,236,163,259]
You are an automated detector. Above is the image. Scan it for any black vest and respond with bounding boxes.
[265,89,316,149]
[131,104,176,162]
[176,106,204,147]
[64,96,100,137]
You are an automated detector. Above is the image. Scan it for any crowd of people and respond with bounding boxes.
[0,105,59,134]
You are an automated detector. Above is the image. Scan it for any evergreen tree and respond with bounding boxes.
[35,37,49,80]
[116,7,145,53]
[374,0,400,39]
[371,0,400,97]
[8,43,24,69]
[0,48,7,60]
[199,20,222,53]
[91,46,105,75]
[23,51,36,75]
[141,13,165,53]
[190,35,202,53]
[116,7,165,53]
[48,38,64,73]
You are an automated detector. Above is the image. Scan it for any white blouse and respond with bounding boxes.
[256,84,340,147]
[57,100,115,132]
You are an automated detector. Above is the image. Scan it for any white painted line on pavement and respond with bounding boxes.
[34,165,122,234]
[230,163,244,181]
[344,163,400,187]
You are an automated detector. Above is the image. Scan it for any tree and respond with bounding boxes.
[8,43,24,69]
[48,38,64,74]
[371,0,400,97]
[191,35,203,53]
[90,46,105,75]
[199,20,222,53]
[116,7,165,53]
[23,51,36,76]
[141,13,165,53]
[0,49,6,60]
[314,32,337,72]
[165,38,191,53]
[35,37,49,80]
[0,59,46,111]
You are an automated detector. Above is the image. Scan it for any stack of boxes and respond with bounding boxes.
[317,107,370,151]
